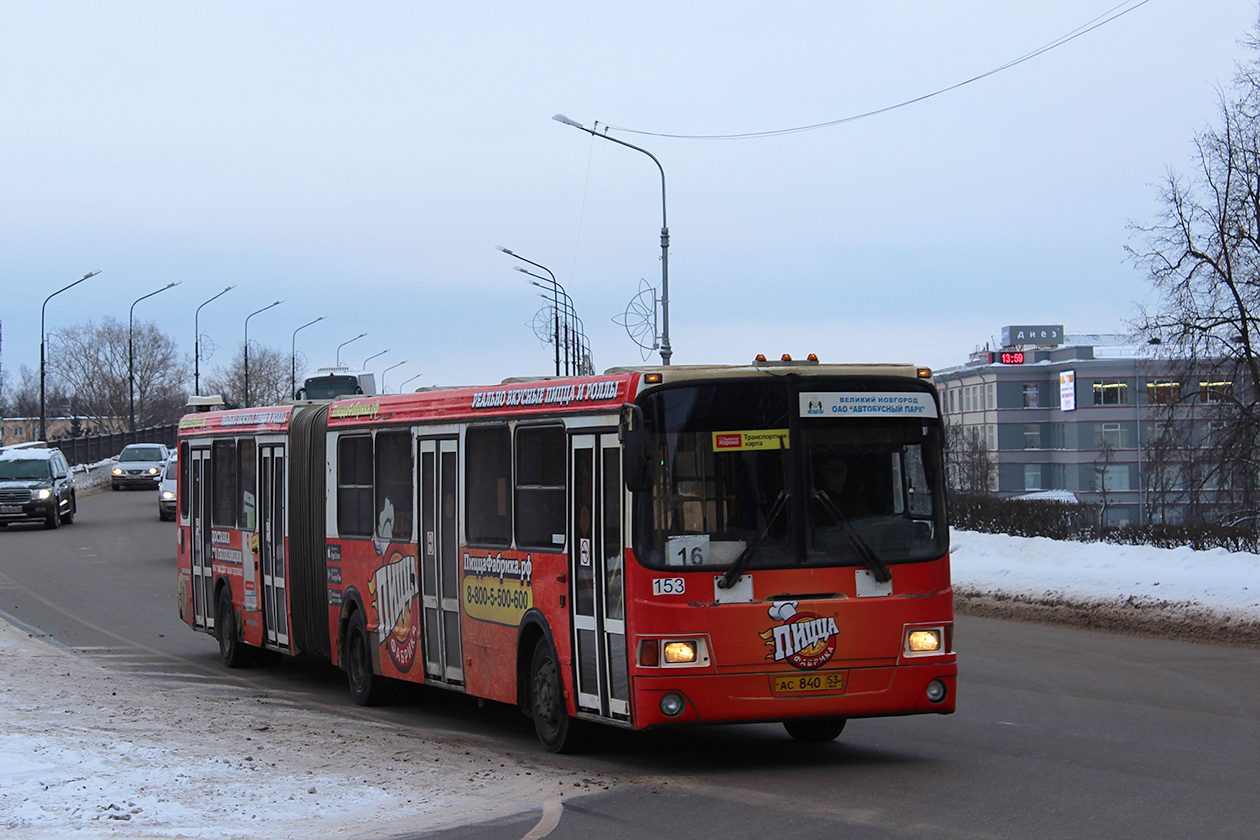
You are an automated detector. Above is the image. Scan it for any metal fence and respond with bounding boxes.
[50,424,179,468]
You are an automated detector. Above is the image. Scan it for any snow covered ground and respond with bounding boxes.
[2,528,1258,838]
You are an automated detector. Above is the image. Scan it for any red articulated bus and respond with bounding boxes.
[175,358,956,751]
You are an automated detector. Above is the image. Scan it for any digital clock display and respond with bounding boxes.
[999,351,1025,364]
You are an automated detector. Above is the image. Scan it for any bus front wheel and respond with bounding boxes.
[529,639,584,753]
[783,716,847,743]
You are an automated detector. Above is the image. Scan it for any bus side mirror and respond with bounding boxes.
[619,404,653,493]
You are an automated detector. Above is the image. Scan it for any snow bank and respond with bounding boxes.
[0,620,609,839]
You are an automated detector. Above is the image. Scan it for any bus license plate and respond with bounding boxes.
[771,671,847,695]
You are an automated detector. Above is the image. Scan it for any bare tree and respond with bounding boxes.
[946,425,996,495]
[1129,17,1260,524]
[205,343,290,408]
[49,317,190,428]
[1,365,70,420]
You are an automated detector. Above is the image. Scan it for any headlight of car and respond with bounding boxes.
[160,490,176,501]
[147,467,160,475]
[112,467,124,476]
[34,488,53,500]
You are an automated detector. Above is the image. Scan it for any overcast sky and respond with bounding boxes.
[2,1,1257,394]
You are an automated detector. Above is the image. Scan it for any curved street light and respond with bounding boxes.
[244,300,284,407]
[553,114,672,365]
[194,284,236,396]
[399,373,424,392]
[363,349,390,371]
[130,281,182,431]
[381,359,407,393]
[291,315,325,399]
[498,247,562,375]
[337,333,367,366]
[41,269,100,441]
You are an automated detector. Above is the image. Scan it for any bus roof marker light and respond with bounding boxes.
[807,353,819,362]
[781,354,792,362]
[917,367,933,378]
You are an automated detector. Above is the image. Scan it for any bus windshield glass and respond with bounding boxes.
[301,375,363,400]
[631,379,947,572]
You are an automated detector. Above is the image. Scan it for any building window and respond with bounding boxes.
[985,424,996,451]
[1023,424,1041,449]
[1024,464,1042,491]
[1096,422,1128,449]
[1048,424,1066,450]
[1023,384,1040,408]
[1047,463,1066,490]
[1098,464,1131,492]
[987,383,996,410]
[1199,381,1234,403]
[1092,380,1129,405]
[1147,381,1181,404]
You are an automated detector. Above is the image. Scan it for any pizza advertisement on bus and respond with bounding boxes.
[368,546,420,673]
[462,550,535,625]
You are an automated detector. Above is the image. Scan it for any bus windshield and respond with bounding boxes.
[631,379,948,573]
[301,375,363,400]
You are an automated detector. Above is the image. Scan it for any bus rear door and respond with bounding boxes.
[419,437,464,686]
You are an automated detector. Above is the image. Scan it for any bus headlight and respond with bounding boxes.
[662,641,697,664]
[659,692,686,717]
[904,627,945,656]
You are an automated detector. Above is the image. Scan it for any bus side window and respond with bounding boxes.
[466,425,511,546]
[337,435,374,538]
[375,430,413,540]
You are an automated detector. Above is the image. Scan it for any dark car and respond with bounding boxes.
[0,445,76,529]
[111,443,170,490]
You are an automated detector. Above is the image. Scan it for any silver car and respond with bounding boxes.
[111,443,169,490]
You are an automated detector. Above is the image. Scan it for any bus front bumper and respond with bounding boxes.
[630,661,956,729]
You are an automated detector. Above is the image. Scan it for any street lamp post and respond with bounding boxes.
[381,360,407,393]
[363,349,390,371]
[337,333,367,367]
[129,281,182,432]
[194,284,236,396]
[40,269,100,441]
[520,269,586,375]
[244,300,284,407]
[553,114,672,365]
[399,373,424,392]
[497,247,563,375]
[291,315,325,399]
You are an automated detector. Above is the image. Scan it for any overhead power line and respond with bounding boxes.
[602,0,1152,140]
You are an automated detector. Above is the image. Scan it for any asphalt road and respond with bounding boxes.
[2,488,1258,839]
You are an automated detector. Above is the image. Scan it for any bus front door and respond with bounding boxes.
[570,433,630,721]
[419,437,464,687]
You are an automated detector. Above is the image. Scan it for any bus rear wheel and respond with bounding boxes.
[529,639,584,753]
[216,588,254,668]
[345,611,386,706]
[783,716,847,743]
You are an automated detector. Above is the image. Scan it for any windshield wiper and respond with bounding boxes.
[811,490,892,583]
[718,489,788,589]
